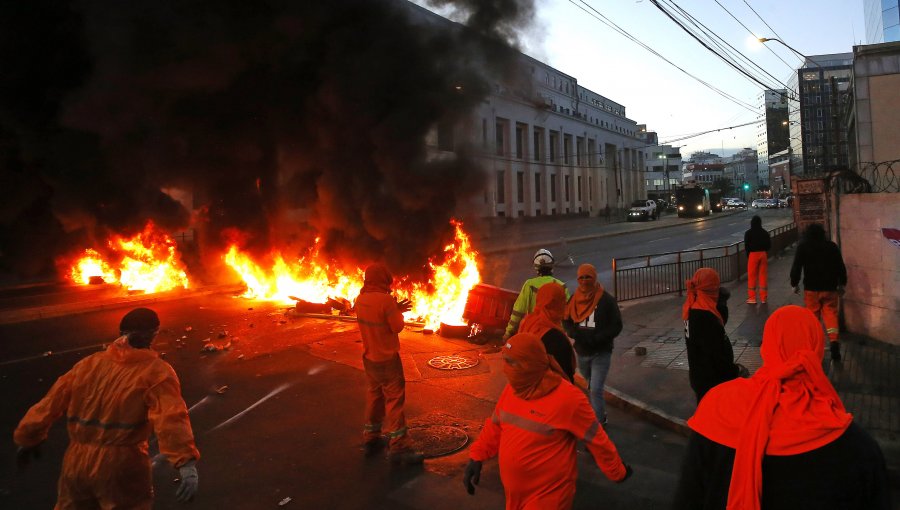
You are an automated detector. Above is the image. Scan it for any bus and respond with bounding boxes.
[675,185,710,218]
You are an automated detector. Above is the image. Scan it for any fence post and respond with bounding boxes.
[677,252,683,297]
[612,258,618,299]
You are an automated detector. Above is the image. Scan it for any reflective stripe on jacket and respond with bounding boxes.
[356,291,405,362]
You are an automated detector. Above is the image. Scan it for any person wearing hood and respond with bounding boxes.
[463,333,631,509]
[503,249,570,340]
[354,263,423,464]
[683,268,743,403]
[518,282,576,382]
[563,263,622,424]
[673,305,890,510]
[743,215,771,304]
[790,223,848,361]
[14,308,200,508]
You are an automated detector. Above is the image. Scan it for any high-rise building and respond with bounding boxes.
[785,53,853,175]
[863,0,900,44]
[756,89,790,188]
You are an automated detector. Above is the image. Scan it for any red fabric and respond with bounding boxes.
[688,305,852,510]
[468,382,626,509]
[683,268,723,324]
[804,290,840,341]
[14,337,199,509]
[519,283,567,338]
[747,252,768,301]
[502,333,565,401]
[360,263,392,294]
[565,264,604,323]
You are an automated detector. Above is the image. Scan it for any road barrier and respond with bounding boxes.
[612,223,797,301]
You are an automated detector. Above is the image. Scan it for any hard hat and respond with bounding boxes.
[533,249,555,269]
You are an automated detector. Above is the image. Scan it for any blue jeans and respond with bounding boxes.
[578,351,612,422]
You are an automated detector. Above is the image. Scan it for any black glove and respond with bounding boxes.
[463,460,482,495]
[397,299,412,314]
[16,444,42,472]
[617,464,633,483]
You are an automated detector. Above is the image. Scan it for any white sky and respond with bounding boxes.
[414,0,865,158]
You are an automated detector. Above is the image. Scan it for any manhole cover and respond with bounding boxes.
[407,425,469,458]
[427,354,479,370]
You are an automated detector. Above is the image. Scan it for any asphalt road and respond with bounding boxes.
[0,211,790,509]
[482,208,794,292]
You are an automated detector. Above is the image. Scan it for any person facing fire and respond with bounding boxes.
[14,307,200,509]
[463,332,631,509]
[503,249,569,340]
[355,263,423,464]
[744,215,771,304]
[790,223,848,361]
[518,282,576,382]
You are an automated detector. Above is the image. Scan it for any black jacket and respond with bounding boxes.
[790,239,847,291]
[673,423,891,510]
[685,309,738,402]
[563,291,622,356]
[744,226,771,253]
[541,328,575,383]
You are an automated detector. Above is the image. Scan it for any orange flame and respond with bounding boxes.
[69,221,190,293]
[224,220,481,329]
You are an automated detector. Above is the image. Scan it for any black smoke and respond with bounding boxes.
[0,0,535,282]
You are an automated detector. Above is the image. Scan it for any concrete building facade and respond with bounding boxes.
[756,89,790,188]
[845,41,900,168]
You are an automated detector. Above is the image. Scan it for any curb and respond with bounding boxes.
[0,284,245,325]
[478,210,743,255]
[604,386,692,437]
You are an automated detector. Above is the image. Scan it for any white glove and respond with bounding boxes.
[176,460,198,503]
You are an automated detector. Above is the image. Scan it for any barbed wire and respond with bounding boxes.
[837,160,900,194]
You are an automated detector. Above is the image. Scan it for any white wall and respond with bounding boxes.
[838,193,900,345]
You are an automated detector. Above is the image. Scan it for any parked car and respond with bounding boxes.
[627,199,658,221]
[751,199,766,208]
[724,199,746,209]
[777,198,788,208]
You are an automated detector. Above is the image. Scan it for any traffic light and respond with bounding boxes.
[743,182,750,191]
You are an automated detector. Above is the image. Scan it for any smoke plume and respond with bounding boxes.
[0,0,535,281]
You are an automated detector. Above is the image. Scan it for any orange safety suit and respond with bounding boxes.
[14,337,199,510]
[469,382,627,509]
[356,264,410,451]
[804,290,841,341]
[747,251,768,302]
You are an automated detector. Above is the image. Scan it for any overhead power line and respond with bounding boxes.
[568,0,758,113]
[660,120,758,145]
[710,0,796,73]
[742,0,805,67]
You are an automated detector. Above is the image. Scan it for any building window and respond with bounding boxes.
[589,176,592,201]
[551,173,557,201]
[496,171,505,204]
[495,120,506,156]
[517,172,524,203]
[563,135,572,165]
[515,123,526,159]
[549,131,559,162]
[534,173,542,202]
[565,175,571,201]
[533,129,542,161]
[577,176,582,201]
[576,137,584,166]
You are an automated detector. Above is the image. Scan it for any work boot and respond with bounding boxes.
[388,449,425,465]
[363,437,386,457]
[830,342,842,362]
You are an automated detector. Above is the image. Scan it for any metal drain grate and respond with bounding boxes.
[407,425,469,458]
[427,354,479,370]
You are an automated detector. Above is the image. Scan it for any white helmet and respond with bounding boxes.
[533,249,555,270]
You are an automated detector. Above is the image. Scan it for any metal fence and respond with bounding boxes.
[612,223,797,302]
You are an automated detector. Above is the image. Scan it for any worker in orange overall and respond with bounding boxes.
[744,215,771,304]
[463,332,632,509]
[355,263,423,464]
[14,308,200,509]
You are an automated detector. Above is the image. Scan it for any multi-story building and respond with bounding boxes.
[768,149,791,196]
[845,41,900,168]
[786,53,853,175]
[756,89,790,188]
[863,0,900,44]
[642,143,683,198]
[682,152,725,186]
[724,148,758,193]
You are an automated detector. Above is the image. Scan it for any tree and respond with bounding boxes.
[712,177,734,196]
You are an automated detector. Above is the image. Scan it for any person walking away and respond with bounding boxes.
[790,223,848,361]
[355,263,423,464]
[683,268,742,403]
[14,308,200,508]
[673,305,890,510]
[503,249,569,340]
[462,333,632,509]
[744,215,771,304]
[563,263,622,425]
[518,282,576,382]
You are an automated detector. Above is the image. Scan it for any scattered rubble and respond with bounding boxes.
[278,497,292,506]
